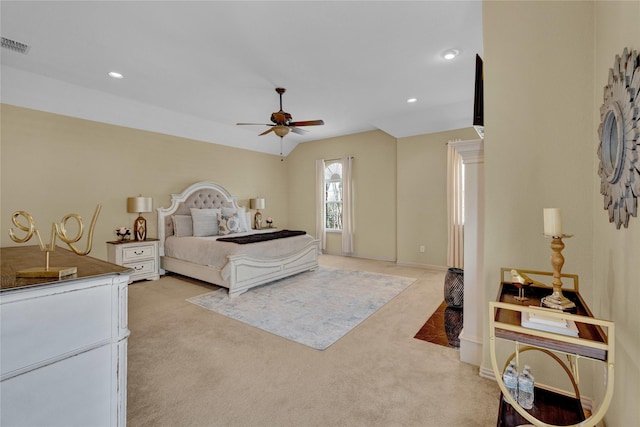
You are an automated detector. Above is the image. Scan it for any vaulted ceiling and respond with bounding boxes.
[1,1,483,156]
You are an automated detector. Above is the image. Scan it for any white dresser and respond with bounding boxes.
[107,238,160,282]
[1,246,132,427]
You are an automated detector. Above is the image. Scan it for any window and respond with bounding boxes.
[324,161,342,231]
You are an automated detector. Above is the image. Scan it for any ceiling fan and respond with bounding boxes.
[237,88,324,137]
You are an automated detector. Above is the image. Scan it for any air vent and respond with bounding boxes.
[1,37,31,54]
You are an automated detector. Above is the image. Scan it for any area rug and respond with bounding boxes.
[187,266,416,350]
[414,301,463,349]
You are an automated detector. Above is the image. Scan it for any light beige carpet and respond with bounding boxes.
[127,255,499,426]
[187,266,416,350]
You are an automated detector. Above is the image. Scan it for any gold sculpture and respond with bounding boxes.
[8,205,101,278]
[510,269,533,301]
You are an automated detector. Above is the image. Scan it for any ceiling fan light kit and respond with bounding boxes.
[274,126,290,137]
[237,87,325,139]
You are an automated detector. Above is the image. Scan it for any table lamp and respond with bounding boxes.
[250,198,265,229]
[127,196,153,240]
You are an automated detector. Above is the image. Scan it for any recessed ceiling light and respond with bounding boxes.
[108,71,124,79]
[407,98,418,103]
[443,49,460,60]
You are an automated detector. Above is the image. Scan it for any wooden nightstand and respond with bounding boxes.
[107,238,160,282]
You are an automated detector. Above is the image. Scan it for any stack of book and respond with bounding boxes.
[521,308,579,337]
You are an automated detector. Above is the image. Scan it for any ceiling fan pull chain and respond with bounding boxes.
[280,137,284,162]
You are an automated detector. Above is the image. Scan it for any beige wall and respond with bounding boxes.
[2,104,476,268]
[286,127,478,264]
[592,1,640,425]
[396,128,478,268]
[0,105,289,261]
[484,0,639,423]
[286,130,398,260]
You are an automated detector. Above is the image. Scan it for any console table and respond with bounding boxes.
[1,246,132,426]
[489,268,614,427]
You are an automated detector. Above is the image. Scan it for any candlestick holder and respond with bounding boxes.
[541,234,576,311]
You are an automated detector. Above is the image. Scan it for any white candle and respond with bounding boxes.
[543,208,562,236]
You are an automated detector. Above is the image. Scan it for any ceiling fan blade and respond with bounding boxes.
[238,89,322,139]
[289,120,324,127]
[259,127,276,136]
[290,126,309,135]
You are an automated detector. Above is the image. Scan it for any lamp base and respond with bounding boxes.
[541,291,577,311]
[254,211,262,230]
[134,215,147,240]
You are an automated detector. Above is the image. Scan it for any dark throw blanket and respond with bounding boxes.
[216,229,307,244]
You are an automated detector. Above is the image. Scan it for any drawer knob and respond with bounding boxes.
[134,250,144,255]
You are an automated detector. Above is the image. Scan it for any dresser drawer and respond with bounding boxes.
[1,344,113,426]
[122,244,156,262]
[1,279,113,378]
[125,259,157,280]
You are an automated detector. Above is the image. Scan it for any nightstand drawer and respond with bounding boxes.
[125,259,157,280]
[122,244,156,262]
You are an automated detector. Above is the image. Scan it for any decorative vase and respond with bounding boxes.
[444,306,463,348]
[444,267,464,308]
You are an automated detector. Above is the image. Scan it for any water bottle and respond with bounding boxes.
[517,365,535,410]
[502,361,518,404]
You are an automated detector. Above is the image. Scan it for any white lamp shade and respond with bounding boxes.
[127,196,153,213]
[250,198,265,210]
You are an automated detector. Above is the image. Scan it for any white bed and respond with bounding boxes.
[157,181,320,297]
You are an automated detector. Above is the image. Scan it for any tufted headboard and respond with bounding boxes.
[157,181,239,256]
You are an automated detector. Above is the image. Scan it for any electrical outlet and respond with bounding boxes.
[419,245,425,253]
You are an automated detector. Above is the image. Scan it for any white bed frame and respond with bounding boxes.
[157,181,320,297]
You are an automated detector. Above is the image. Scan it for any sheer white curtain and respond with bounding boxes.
[315,159,326,251]
[447,142,464,268]
[341,156,354,254]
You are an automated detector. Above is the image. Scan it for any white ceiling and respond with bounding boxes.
[0,1,483,156]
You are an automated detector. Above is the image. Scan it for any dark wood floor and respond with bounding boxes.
[414,301,463,348]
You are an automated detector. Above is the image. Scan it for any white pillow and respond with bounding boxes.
[245,212,252,231]
[238,207,251,232]
[221,206,251,232]
[171,215,193,237]
[217,212,241,235]
[190,208,220,237]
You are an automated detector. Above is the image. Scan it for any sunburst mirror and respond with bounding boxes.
[597,48,640,229]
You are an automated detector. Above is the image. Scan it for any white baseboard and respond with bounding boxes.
[396,261,448,271]
[479,365,495,380]
[320,251,396,263]
[459,331,483,366]
[321,252,449,271]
